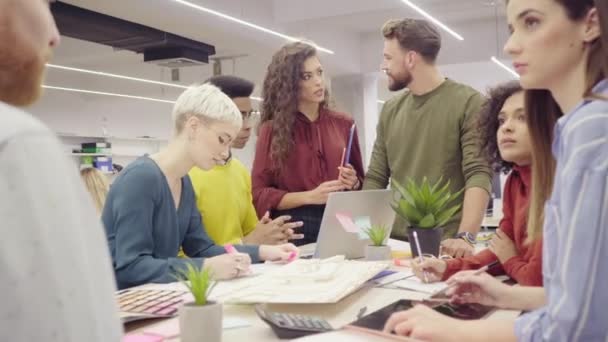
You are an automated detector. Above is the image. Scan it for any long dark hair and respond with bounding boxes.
[478,81,524,173]
[526,0,605,241]
[259,42,329,169]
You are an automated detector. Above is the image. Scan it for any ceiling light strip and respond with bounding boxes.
[46,64,188,89]
[42,85,176,104]
[491,56,519,78]
[169,0,334,54]
[400,0,464,41]
[46,64,263,101]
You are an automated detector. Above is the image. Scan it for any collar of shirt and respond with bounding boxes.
[512,164,531,189]
[552,78,608,157]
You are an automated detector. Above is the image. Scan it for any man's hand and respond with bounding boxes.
[244,213,304,245]
[441,238,474,258]
[489,229,518,263]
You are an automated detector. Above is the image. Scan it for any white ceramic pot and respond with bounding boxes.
[179,301,223,342]
[365,245,392,261]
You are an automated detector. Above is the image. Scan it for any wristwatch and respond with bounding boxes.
[454,232,476,245]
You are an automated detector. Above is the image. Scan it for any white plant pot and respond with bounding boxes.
[179,301,223,342]
[365,245,392,261]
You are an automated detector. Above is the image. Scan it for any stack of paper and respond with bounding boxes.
[208,256,389,304]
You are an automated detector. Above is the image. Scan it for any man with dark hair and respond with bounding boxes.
[364,19,492,258]
[188,75,303,246]
[0,0,121,340]
[205,75,255,149]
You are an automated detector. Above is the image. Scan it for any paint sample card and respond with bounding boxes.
[335,212,359,233]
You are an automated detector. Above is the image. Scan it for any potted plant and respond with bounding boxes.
[175,263,221,342]
[391,177,463,257]
[363,224,391,261]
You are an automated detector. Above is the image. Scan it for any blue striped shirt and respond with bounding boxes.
[515,80,608,341]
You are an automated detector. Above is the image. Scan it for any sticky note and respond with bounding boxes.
[354,216,373,240]
[143,319,180,339]
[122,333,164,342]
[335,213,359,233]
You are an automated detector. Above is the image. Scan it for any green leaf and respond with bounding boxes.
[429,178,449,204]
[429,192,452,215]
[410,180,427,213]
[430,176,444,193]
[421,177,434,212]
[418,213,436,228]
[173,261,212,306]
[392,180,415,207]
[436,204,462,227]
[363,224,389,246]
[399,200,423,223]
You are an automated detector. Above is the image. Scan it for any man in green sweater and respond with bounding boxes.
[364,19,492,258]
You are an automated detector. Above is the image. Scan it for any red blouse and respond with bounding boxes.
[252,109,365,217]
[443,165,543,286]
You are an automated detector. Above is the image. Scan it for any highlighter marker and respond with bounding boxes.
[287,251,297,262]
[224,244,237,254]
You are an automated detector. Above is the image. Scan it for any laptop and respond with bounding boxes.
[312,189,395,259]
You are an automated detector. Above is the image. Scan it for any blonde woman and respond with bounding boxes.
[102,83,298,290]
[80,167,110,215]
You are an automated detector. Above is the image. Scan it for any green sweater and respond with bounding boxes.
[363,79,491,238]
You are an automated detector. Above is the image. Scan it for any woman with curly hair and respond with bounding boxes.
[411,80,545,286]
[252,42,365,245]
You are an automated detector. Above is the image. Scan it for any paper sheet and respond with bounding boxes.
[208,257,389,304]
[391,277,447,295]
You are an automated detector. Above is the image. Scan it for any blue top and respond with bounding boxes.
[102,156,260,290]
[515,80,608,341]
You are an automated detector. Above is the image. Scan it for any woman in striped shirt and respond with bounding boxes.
[384,0,608,341]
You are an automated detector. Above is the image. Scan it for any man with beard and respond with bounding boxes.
[0,1,122,341]
[363,19,492,258]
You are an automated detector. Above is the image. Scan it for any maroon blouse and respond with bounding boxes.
[252,109,365,217]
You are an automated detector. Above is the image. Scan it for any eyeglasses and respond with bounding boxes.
[241,110,254,119]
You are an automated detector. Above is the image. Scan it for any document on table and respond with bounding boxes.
[208,256,389,304]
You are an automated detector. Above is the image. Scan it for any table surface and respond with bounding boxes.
[125,240,517,341]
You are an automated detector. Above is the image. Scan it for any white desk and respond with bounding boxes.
[126,241,518,341]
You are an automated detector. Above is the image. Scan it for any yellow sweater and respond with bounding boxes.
[188,158,258,245]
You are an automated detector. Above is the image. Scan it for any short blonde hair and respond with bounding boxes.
[172,83,242,134]
[80,167,110,215]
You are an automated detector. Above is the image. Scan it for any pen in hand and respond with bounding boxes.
[432,260,500,299]
[412,231,429,283]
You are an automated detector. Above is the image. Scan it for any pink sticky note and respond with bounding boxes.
[335,213,359,233]
[122,333,164,342]
[143,318,180,339]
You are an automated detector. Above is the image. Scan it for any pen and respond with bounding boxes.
[343,123,356,166]
[412,231,429,283]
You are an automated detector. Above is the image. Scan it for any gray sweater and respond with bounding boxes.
[0,102,122,341]
[103,156,260,290]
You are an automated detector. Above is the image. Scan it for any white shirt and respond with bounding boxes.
[0,102,122,341]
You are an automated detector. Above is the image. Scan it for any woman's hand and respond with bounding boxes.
[204,253,252,280]
[259,243,299,262]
